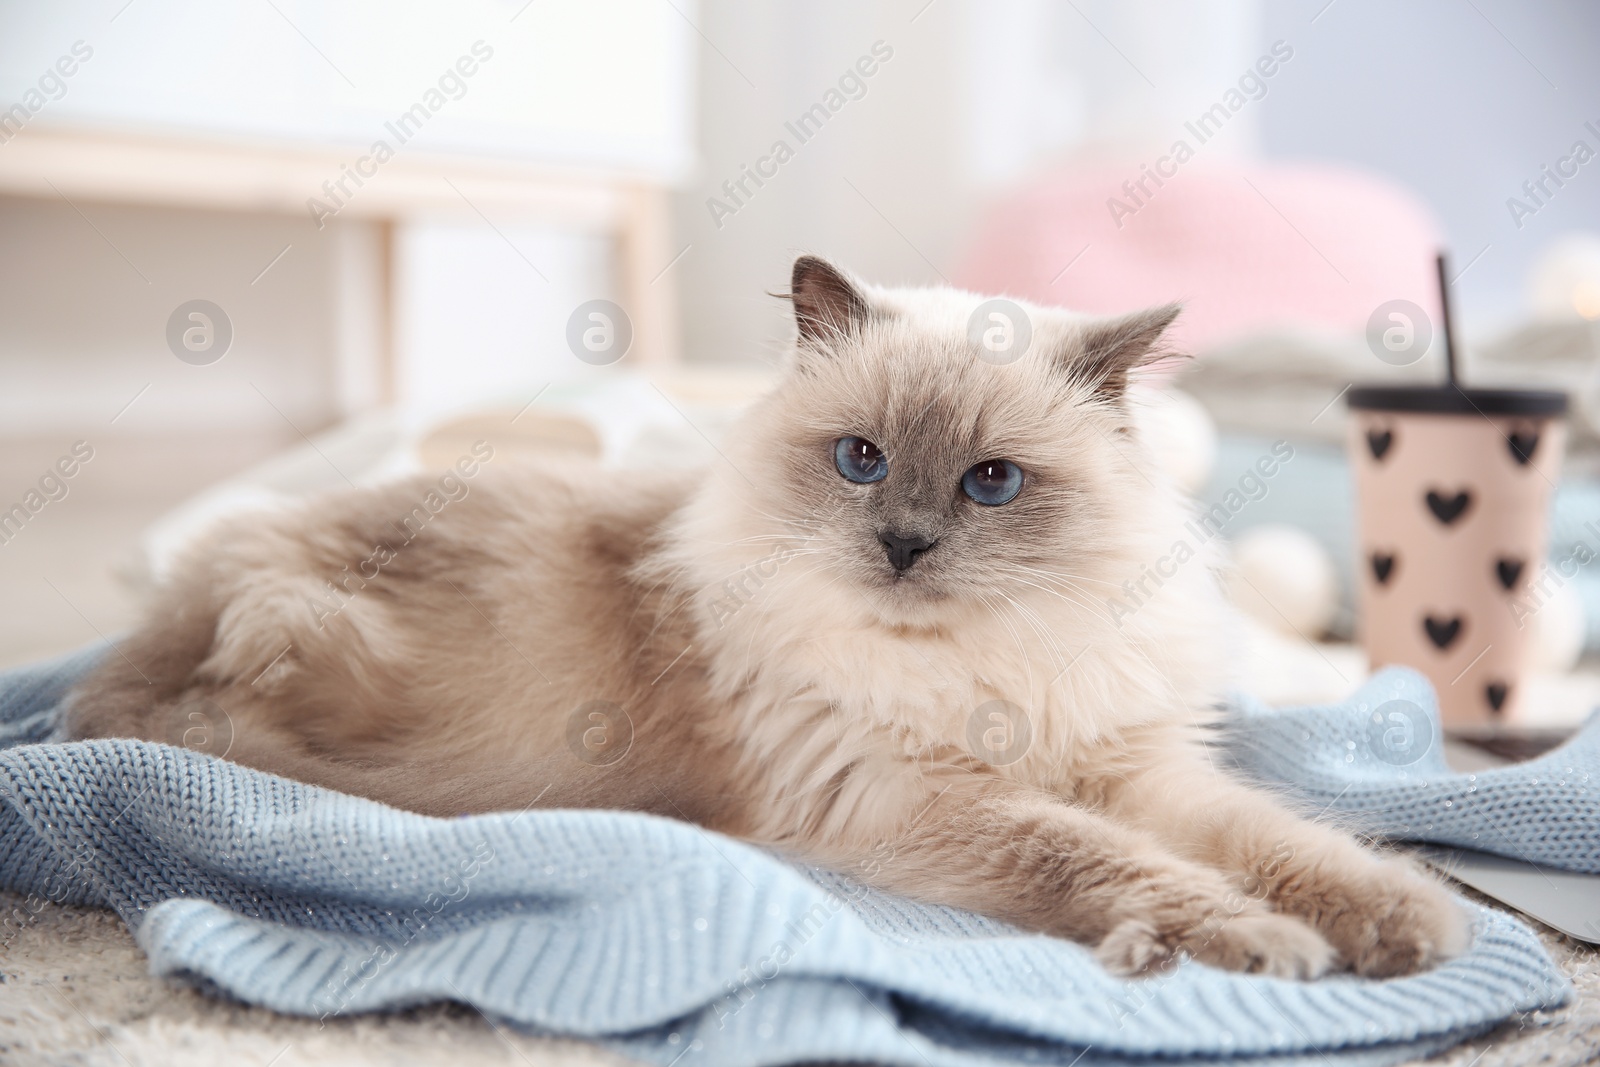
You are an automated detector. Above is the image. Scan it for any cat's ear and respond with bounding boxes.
[1067,304,1183,401]
[787,256,872,348]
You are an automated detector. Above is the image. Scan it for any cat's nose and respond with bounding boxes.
[880,531,935,572]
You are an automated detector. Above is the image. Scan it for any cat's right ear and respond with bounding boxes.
[786,256,871,349]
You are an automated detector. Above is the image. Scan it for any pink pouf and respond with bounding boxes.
[956,161,1444,353]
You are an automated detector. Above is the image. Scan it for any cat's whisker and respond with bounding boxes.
[1000,592,1076,680]
[1006,594,1076,700]
[1002,566,1119,612]
[1009,565,1125,593]
[979,594,1036,697]
[991,570,1119,629]
[984,590,1064,676]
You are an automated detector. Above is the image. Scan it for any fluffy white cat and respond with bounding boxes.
[69,256,1467,977]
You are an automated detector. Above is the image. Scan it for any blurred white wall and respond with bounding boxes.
[671,0,1598,366]
[0,0,695,174]
[963,0,1262,184]
[1258,0,1600,333]
[671,0,1263,368]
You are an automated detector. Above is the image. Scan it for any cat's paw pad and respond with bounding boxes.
[1095,912,1334,979]
[1313,865,1471,977]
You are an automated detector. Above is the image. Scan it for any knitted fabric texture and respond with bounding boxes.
[1228,667,1600,874]
[0,648,1581,1067]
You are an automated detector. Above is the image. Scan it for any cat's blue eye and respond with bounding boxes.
[834,437,887,484]
[962,460,1023,506]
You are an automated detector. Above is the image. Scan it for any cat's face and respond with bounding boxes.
[717,257,1180,627]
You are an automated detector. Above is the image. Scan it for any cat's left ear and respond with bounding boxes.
[1067,304,1183,402]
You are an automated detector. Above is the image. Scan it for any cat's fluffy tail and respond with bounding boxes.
[63,576,226,745]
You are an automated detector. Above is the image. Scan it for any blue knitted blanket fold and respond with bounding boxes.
[0,648,1585,1067]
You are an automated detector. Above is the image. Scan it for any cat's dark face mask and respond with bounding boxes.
[748,256,1182,621]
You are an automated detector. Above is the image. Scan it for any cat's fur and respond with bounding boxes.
[68,256,1468,978]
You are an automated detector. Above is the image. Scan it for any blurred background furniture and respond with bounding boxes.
[0,0,691,435]
[0,0,695,666]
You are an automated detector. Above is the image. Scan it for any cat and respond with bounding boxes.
[67,256,1468,979]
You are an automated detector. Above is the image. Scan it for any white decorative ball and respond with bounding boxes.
[1134,387,1217,495]
[1530,579,1585,673]
[1225,523,1340,638]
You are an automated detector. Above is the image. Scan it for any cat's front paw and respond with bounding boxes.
[1292,859,1471,977]
[1096,910,1335,980]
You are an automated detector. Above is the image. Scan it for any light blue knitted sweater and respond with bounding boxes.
[0,648,1585,1066]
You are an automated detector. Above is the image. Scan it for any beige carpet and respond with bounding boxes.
[1411,888,1600,1067]
[0,890,627,1067]
[0,886,1594,1067]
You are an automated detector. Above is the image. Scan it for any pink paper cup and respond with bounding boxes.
[1348,386,1567,726]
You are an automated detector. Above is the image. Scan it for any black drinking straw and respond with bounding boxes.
[1436,252,1459,388]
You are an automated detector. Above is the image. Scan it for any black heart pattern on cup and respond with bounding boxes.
[1370,552,1396,585]
[1366,429,1394,461]
[1424,489,1472,525]
[1485,682,1509,713]
[1507,430,1539,466]
[1495,558,1524,591]
[1423,614,1463,650]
